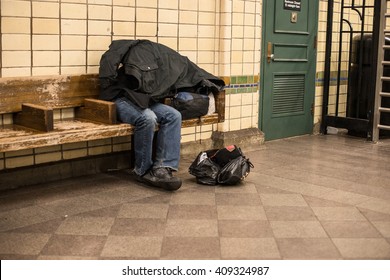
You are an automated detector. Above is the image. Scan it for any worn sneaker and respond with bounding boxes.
[138,167,182,191]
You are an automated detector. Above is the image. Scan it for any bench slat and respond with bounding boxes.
[75,98,117,124]
[13,103,54,132]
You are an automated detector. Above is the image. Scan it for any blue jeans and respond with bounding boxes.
[115,97,182,176]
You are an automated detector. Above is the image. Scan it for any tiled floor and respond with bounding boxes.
[1,134,390,260]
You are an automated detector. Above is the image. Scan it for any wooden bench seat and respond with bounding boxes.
[0,74,225,154]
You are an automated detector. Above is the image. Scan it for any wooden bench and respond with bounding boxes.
[0,74,225,155]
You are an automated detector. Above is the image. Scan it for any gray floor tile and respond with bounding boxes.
[101,236,163,258]
[55,216,115,235]
[276,238,342,259]
[40,234,106,257]
[303,195,349,207]
[118,203,169,219]
[110,218,166,236]
[332,238,390,259]
[311,207,367,221]
[218,220,274,238]
[217,205,267,220]
[270,221,328,238]
[170,192,215,205]
[264,206,317,221]
[161,237,220,259]
[260,194,308,207]
[370,221,390,238]
[215,193,262,206]
[165,219,218,237]
[0,233,51,255]
[167,205,217,220]
[220,237,281,259]
[215,182,258,194]
[321,221,383,238]
[6,219,63,234]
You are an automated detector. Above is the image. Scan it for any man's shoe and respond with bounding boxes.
[139,167,182,191]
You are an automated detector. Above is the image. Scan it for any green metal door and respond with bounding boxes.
[260,0,318,140]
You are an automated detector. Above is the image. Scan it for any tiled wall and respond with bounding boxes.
[0,0,262,170]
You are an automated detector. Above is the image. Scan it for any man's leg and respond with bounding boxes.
[115,97,156,176]
[150,102,182,171]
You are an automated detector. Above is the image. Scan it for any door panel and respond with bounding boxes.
[261,0,318,140]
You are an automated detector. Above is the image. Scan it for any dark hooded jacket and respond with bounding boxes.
[99,40,225,108]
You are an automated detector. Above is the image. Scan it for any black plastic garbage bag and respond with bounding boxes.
[217,155,254,185]
[189,149,220,185]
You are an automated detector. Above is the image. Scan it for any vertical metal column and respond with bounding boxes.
[372,0,388,142]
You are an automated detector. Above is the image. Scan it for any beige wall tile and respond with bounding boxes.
[180,1,198,11]
[159,9,179,23]
[1,0,31,17]
[61,66,88,75]
[2,51,31,67]
[241,117,252,129]
[88,139,112,147]
[32,67,60,76]
[63,142,87,150]
[89,145,113,156]
[63,149,88,160]
[113,21,135,36]
[179,24,197,38]
[61,108,74,119]
[179,38,197,51]
[35,152,62,165]
[179,11,198,24]
[181,134,196,143]
[32,1,59,18]
[199,12,216,25]
[198,25,215,38]
[88,36,111,50]
[138,0,158,8]
[229,106,241,119]
[61,3,87,19]
[113,6,135,21]
[33,35,60,50]
[61,20,87,35]
[113,142,131,152]
[158,23,178,37]
[35,145,62,154]
[88,21,112,35]
[136,8,158,22]
[2,35,30,51]
[229,118,241,131]
[89,5,112,20]
[112,136,132,144]
[199,0,216,12]
[114,0,134,5]
[197,51,215,64]
[158,37,178,50]
[33,18,60,34]
[136,22,157,37]
[5,156,34,169]
[159,0,178,9]
[2,68,31,77]
[87,50,103,65]
[33,51,60,67]
[1,17,31,34]
[62,35,87,50]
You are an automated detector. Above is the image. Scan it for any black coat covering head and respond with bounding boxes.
[99,40,225,108]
